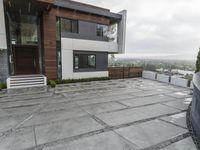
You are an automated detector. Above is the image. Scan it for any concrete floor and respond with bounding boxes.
[0,78,197,150]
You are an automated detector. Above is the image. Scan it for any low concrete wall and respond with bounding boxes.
[157,74,170,83]
[109,67,143,79]
[171,76,189,87]
[142,71,156,80]
[142,70,193,88]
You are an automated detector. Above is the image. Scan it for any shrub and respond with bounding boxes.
[48,77,110,86]
[195,48,200,73]
[48,80,56,88]
[0,83,7,90]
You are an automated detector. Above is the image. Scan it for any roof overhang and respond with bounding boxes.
[3,0,54,15]
[54,0,122,21]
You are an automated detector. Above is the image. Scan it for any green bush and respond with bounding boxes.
[58,77,110,84]
[48,77,110,87]
[196,48,200,73]
[48,80,56,88]
[0,83,7,90]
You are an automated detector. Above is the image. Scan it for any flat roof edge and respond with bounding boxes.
[54,0,122,19]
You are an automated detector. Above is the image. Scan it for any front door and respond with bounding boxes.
[13,45,39,75]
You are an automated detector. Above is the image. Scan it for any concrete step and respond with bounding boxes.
[7,75,47,89]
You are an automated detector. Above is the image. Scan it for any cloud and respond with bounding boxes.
[74,0,200,60]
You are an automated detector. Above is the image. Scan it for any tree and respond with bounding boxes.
[195,48,200,73]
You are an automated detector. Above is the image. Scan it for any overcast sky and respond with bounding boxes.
[75,0,200,60]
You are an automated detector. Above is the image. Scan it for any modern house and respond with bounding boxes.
[0,0,126,88]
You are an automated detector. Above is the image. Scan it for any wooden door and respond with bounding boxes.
[13,45,39,75]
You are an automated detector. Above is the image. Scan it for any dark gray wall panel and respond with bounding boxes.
[61,21,108,41]
[191,73,200,139]
[73,51,108,72]
[0,50,8,82]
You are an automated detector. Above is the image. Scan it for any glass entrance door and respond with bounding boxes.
[8,14,40,75]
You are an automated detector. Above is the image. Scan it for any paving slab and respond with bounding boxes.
[0,105,39,117]
[160,112,187,128]
[119,94,176,107]
[0,128,35,150]
[96,104,180,127]
[43,131,138,150]
[75,97,112,106]
[132,89,169,97]
[0,95,66,109]
[40,102,78,113]
[0,115,29,136]
[165,91,191,99]
[22,107,89,127]
[115,119,188,149]
[161,137,197,150]
[0,93,52,102]
[81,102,127,115]
[35,116,104,145]
[162,97,192,110]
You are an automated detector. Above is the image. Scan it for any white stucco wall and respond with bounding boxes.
[157,74,170,83]
[170,77,189,87]
[0,0,7,50]
[118,10,127,54]
[61,38,112,79]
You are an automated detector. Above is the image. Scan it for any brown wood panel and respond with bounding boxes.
[42,11,57,80]
[13,45,39,75]
[51,8,110,25]
[108,67,143,79]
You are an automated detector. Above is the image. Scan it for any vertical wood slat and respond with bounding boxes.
[42,11,57,80]
[108,67,143,79]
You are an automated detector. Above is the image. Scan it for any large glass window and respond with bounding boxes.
[60,18,78,33]
[10,15,38,45]
[74,54,96,69]
[97,24,108,37]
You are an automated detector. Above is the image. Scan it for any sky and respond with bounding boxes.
[74,0,200,60]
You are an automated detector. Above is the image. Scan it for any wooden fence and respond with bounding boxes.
[108,67,143,79]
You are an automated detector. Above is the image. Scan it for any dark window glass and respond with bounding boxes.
[10,15,38,45]
[97,24,108,37]
[60,18,78,33]
[56,18,61,41]
[74,54,96,69]
[72,20,78,33]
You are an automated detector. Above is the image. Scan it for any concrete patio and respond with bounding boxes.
[0,78,197,150]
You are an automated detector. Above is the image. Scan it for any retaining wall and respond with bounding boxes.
[142,70,192,88]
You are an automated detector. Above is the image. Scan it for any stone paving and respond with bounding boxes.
[0,78,197,150]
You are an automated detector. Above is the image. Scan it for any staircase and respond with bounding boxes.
[7,75,47,89]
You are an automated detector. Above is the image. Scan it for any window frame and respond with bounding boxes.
[96,24,108,37]
[60,17,79,34]
[74,54,96,70]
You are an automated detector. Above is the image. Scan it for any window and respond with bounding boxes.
[74,54,96,69]
[10,15,38,45]
[56,18,61,41]
[97,24,108,37]
[60,18,78,33]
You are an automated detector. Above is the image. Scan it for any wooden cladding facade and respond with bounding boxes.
[42,7,111,79]
[49,8,110,25]
[42,11,57,80]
